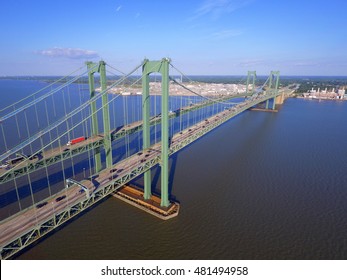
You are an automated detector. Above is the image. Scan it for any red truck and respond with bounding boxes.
[66,136,86,146]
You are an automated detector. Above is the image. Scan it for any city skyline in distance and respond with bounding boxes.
[1,0,346,76]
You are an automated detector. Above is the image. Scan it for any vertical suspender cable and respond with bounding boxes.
[180,74,184,131]
[67,85,75,139]
[59,137,67,194]
[112,83,116,131]
[124,95,128,157]
[24,110,36,208]
[154,79,157,145]
[15,110,21,139]
[13,178,22,211]
[79,82,86,138]
[87,106,93,177]
[126,96,130,157]
[24,110,33,156]
[62,90,70,145]
[1,122,8,152]
[122,95,126,158]
[51,90,57,119]
[26,162,36,207]
[40,135,52,197]
[34,95,40,129]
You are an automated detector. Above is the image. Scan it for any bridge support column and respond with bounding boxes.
[86,61,102,172]
[86,61,113,173]
[142,58,171,207]
[246,71,256,96]
[160,59,170,208]
[270,74,275,110]
[264,71,280,110]
[142,62,152,200]
[271,71,280,110]
[266,73,272,110]
[99,61,113,168]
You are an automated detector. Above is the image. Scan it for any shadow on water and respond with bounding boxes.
[168,153,178,196]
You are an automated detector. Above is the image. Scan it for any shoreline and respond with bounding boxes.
[295,96,347,101]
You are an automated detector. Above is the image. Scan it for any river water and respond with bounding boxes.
[1,79,347,259]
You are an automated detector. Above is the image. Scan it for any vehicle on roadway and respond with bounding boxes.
[0,163,9,169]
[66,136,86,146]
[55,195,66,202]
[6,156,25,165]
[36,201,48,209]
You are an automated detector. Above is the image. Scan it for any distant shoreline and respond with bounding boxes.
[295,96,346,101]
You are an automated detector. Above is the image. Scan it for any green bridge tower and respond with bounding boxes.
[246,71,256,95]
[86,61,113,173]
[265,71,280,110]
[142,58,171,207]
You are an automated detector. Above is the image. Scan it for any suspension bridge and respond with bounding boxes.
[0,58,291,259]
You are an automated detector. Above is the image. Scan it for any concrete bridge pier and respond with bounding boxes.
[275,92,284,105]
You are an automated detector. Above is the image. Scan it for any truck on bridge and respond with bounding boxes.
[66,136,86,146]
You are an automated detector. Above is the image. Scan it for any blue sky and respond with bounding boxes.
[1,0,346,76]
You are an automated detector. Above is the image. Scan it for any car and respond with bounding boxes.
[55,195,66,202]
[6,156,25,165]
[36,202,48,209]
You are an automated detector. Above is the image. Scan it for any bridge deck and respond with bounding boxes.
[0,89,290,259]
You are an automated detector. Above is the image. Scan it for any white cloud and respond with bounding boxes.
[116,5,122,12]
[37,47,99,59]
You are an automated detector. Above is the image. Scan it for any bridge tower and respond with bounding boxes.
[246,71,256,95]
[86,61,113,172]
[142,58,170,207]
[265,71,280,110]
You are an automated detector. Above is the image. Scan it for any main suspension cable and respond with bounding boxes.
[0,65,86,113]
[0,65,98,123]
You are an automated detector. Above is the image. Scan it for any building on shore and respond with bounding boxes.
[97,82,247,96]
[302,86,346,100]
